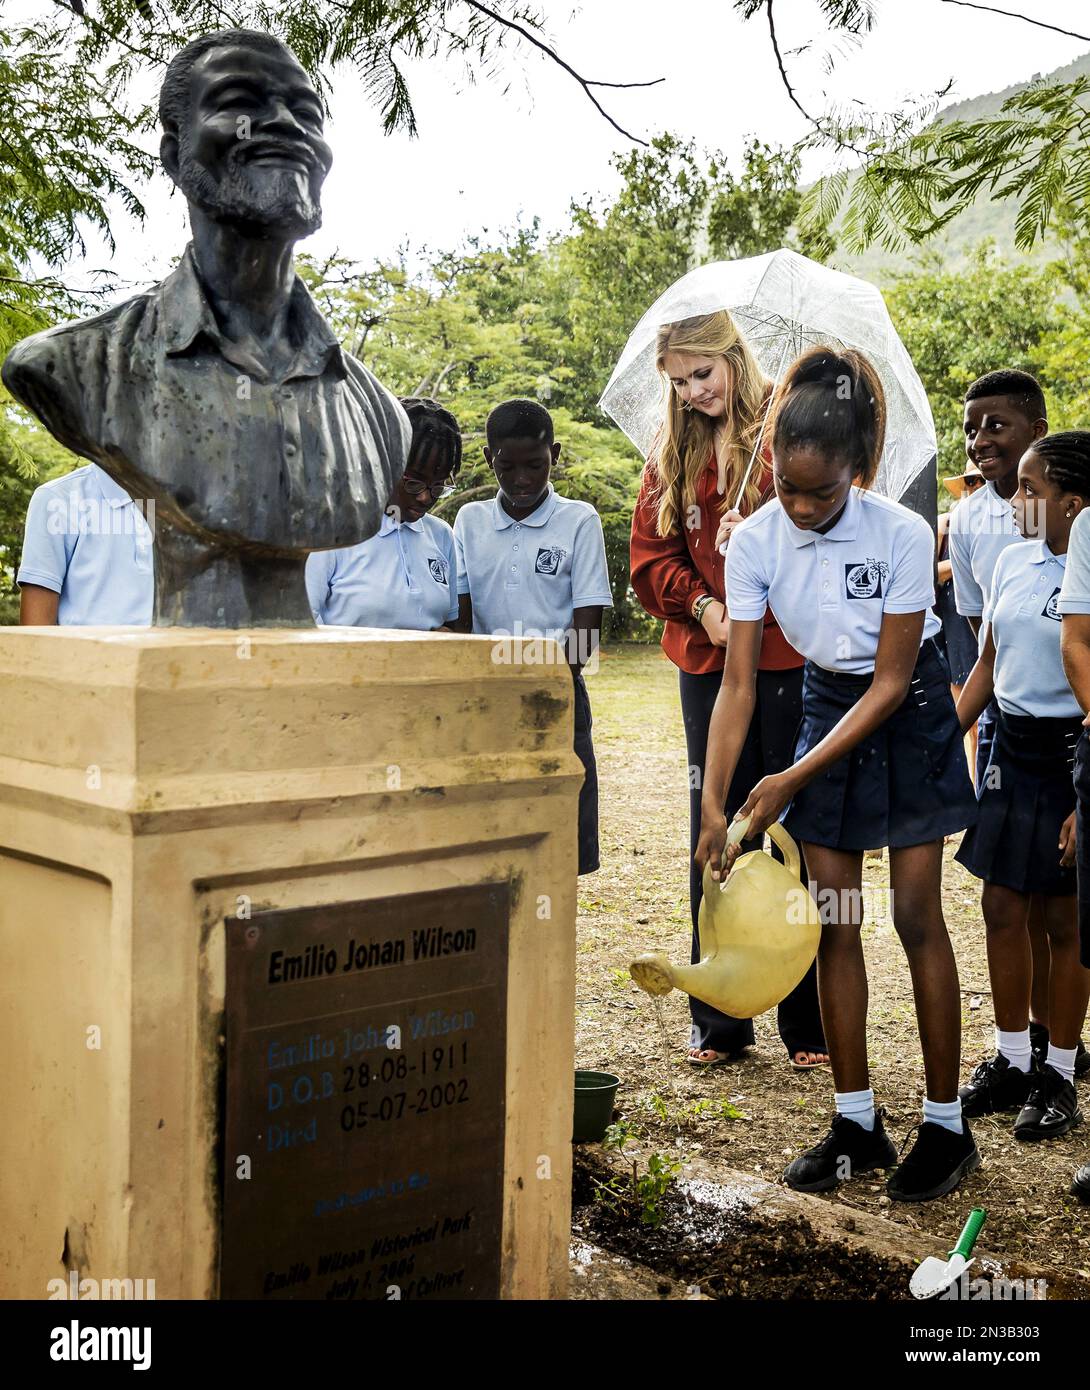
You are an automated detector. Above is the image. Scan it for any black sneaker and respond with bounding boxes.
[958,1053,1034,1117]
[1073,1165,1090,1204]
[1013,1064,1084,1141]
[886,1120,980,1203]
[783,1110,897,1193]
[1030,1024,1090,1078]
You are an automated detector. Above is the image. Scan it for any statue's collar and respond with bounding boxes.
[159,244,346,381]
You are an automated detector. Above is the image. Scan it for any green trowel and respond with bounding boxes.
[910,1208,987,1299]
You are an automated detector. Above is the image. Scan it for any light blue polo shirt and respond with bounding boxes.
[726,487,940,674]
[16,463,154,625]
[1059,508,1090,616]
[985,541,1079,718]
[305,510,458,629]
[948,479,1022,623]
[453,484,613,636]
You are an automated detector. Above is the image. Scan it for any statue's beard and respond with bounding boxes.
[177,145,323,238]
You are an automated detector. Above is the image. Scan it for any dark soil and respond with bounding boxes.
[572,1148,911,1300]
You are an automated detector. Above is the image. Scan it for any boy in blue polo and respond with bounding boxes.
[453,399,613,874]
[17,462,154,624]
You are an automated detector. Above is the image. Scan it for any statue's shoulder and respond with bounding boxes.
[2,292,153,400]
[340,349,412,439]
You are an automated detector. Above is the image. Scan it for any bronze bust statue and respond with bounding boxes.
[2,29,409,626]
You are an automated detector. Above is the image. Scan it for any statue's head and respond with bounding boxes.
[159,29,332,239]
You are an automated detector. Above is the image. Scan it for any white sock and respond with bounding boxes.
[996,1026,1033,1073]
[1046,1043,1077,1084]
[836,1088,875,1131]
[923,1096,964,1135]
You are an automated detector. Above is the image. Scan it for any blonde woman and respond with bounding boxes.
[630,311,827,1070]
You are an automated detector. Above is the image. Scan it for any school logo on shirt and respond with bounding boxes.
[427,556,448,585]
[535,546,568,575]
[1042,586,1062,621]
[844,558,890,600]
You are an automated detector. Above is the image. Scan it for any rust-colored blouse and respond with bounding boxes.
[630,452,803,676]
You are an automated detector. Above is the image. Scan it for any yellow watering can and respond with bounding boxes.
[629,816,821,1018]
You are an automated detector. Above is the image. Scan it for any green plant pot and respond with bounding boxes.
[573,1070,620,1143]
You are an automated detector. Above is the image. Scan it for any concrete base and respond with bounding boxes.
[0,627,581,1299]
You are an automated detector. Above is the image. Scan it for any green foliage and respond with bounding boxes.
[883,244,1063,474]
[642,1090,672,1125]
[683,1096,747,1122]
[592,1150,681,1228]
[602,1119,640,1151]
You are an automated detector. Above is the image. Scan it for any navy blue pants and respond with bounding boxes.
[572,668,599,876]
[679,666,825,1056]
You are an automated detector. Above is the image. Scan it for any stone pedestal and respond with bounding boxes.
[0,628,580,1300]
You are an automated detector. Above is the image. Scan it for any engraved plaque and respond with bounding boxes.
[221,883,509,1300]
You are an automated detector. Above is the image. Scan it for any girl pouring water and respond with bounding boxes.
[696,348,980,1203]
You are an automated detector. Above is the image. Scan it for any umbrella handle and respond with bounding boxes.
[731,335,793,513]
[950,1208,986,1260]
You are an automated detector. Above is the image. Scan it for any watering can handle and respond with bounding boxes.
[724,814,804,879]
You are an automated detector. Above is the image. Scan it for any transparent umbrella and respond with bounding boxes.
[598,248,936,508]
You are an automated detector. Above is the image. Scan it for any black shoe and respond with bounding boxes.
[958,1053,1034,1117]
[783,1110,897,1192]
[1014,1064,1084,1141]
[886,1120,980,1203]
[1030,1024,1090,1078]
[1073,1165,1090,1204]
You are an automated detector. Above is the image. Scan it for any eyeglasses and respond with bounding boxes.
[401,475,456,500]
[964,476,985,490]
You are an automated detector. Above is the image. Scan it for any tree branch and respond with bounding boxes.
[461,0,661,146]
[938,0,1090,44]
[763,0,869,157]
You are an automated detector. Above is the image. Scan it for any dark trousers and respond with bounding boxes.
[679,666,825,1055]
[572,668,599,876]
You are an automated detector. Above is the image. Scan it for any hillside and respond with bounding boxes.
[827,49,1090,283]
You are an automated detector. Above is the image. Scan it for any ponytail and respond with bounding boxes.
[769,348,886,488]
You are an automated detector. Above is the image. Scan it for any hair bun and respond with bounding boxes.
[790,350,855,390]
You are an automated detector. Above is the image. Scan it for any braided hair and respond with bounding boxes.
[400,397,463,481]
[1030,431,1090,501]
[769,348,886,488]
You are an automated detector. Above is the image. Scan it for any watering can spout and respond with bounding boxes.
[629,818,821,1019]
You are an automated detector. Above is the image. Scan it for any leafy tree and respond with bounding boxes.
[883,244,1063,476]
[735,0,1090,254]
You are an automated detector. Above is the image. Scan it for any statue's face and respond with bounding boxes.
[174,42,333,237]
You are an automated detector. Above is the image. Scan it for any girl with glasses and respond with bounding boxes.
[306,397,463,630]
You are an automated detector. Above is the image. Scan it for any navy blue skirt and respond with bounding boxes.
[956,710,1079,896]
[783,640,977,852]
[1074,730,1090,967]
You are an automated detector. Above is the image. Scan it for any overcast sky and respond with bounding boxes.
[56,0,1090,291]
